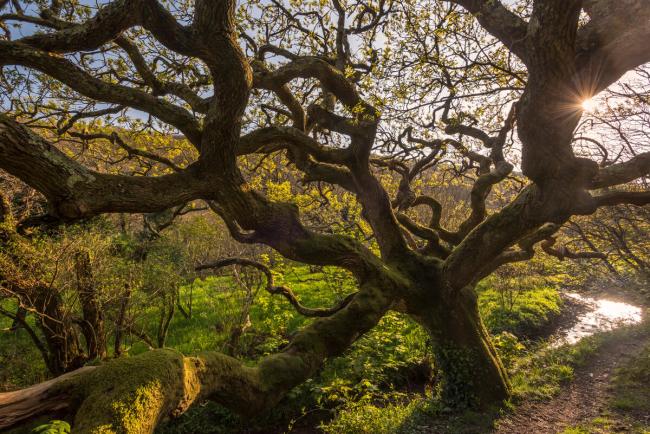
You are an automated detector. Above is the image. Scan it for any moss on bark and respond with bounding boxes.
[19,282,394,433]
[413,286,511,408]
[68,349,188,433]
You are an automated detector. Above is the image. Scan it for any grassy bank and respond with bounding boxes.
[0,266,574,433]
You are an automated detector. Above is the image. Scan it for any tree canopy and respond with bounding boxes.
[0,0,650,432]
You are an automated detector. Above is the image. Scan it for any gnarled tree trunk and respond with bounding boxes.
[413,287,510,407]
[1,0,650,431]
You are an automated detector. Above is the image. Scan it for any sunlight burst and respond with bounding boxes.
[581,98,597,112]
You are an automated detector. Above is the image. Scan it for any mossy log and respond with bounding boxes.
[0,286,392,433]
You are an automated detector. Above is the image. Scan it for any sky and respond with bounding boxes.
[2,0,648,166]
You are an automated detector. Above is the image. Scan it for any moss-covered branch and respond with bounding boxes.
[0,280,395,433]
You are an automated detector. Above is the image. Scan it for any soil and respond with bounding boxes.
[494,326,649,434]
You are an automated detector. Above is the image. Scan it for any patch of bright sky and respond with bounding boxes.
[1,0,647,165]
[1,0,172,125]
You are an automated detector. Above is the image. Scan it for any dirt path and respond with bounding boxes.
[494,331,647,434]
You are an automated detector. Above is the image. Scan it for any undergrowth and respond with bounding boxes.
[2,263,637,434]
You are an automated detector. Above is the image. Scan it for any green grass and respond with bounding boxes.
[321,397,427,434]
[508,321,649,403]
[158,265,429,433]
[600,338,650,433]
[5,265,643,434]
[119,265,356,357]
[560,415,643,434]
[610,343,650,414]
[321,397,502,434]
[0,299,48,391]
[478,284,562,337]
[508,336,600,402]
[561,413,648,434]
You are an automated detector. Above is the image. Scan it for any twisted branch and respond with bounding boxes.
[195,258,357,317]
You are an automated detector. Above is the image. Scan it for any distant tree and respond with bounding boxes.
[1,0,649,431]
[0,192,105,375]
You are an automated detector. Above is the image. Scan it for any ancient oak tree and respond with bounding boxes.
[1,0,650,431]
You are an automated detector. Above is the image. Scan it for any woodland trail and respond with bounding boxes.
[494,325,649,434]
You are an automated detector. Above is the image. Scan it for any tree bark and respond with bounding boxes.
[411,286,510,408]
[9,306,26,332]
[0,280,394,432]
[114,284,132,357]
[32,286,86,376]
[74,250,107,360]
